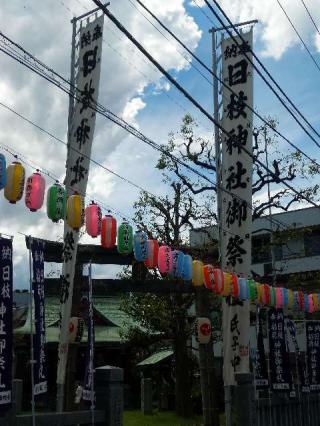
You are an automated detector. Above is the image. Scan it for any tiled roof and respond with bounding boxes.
[137,350,174,367]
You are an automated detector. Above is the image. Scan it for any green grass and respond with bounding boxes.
[124,410,204,426]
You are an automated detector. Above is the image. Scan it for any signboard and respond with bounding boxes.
[221,30,253,386]
[57,14,104,385]
[268,309,291,391]
[31,238,47,395]
[0,238,13,410]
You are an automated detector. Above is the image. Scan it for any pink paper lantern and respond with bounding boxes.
[275,287,283,309]
[144,240,159,269]
[25,171,45,212]
[85,202,102,238]
[158,245,172,274]
[308,294,314,313]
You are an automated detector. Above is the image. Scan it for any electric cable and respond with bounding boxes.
[276,0,320,72]
[90,0,320,213]
[129,0,320,170]
[201,0,320,147]
[299,0,320,37]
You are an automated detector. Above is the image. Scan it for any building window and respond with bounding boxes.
[304,229,320,256]
[252,234,271,264]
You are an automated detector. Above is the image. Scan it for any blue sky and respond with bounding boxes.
[0,0,320,288]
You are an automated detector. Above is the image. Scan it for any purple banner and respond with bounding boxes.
[0,238,13,410]
[31,238,47,395]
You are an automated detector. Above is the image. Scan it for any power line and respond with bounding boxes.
[276,0,320,72]
[130,0,320,170]
[299,0,320,37]
[90,0,320,213]
[0,21,311,235]
[201,0,320,148]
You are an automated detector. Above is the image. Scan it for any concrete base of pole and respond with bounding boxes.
[234,373,255,426]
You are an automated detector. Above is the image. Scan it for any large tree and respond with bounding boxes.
[121,149,220,423]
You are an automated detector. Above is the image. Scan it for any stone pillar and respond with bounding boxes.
[95,365,124,426]
[141,377,153,415]
[234,373,255,426]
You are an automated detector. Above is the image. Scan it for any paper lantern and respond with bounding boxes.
[117,222,133,255]
[298,291,304,311]
[172,250,184,278]
[213,269,224,294]
[312,294,319,312]
[133,231,149,262]
[270,287,276,307]
[304,293,309,312]
[85,202,102,238]
[66,193,84,230]
[47,182,66,222]
[101,215,117,249]
[248,279,257,301]
[203,265,214,291]
[275,288,283,309]
[4,161,25,204]
[69,317,84,343]
[0,154,6,190]
[144,239,159,269]
[308,295,314,313]
[25,171,45,212]
[192,260,204,287]
[222,272,232,297]
[262,284,271,306]
[196,317,211,344]
[282,288,289,307]
[182,254,192,281]
[288,290,294,309]
[238,277,248,300]
[158,245,172,274]
[231,274,240,298]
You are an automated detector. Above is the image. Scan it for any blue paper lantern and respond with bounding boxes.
[182,254,192,281]
[304,293,309,312]
[293,291,299,310]
[172,250,184,278]
[282,288,289,306]
[0,154,6,190]
[133,231,149,262]
[238,277,248,300]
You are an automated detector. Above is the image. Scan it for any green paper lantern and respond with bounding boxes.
[248,279,257,301]
[117,222,133,255]
[46,182,66,222]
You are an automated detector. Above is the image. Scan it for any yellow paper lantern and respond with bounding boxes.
[288,289,294,309]
[4,161,25,204]
[256,283,263,305]
[66,193,84,230]
[192,260,204,286]
[222,272,232,296]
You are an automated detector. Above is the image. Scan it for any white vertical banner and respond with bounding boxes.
[57,15,104,386]
[220,30,253,386]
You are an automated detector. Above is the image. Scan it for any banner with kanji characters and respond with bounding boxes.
[0,238,13,410]
[57,14,104,385]
[221,30,253,386]
[306,321,320,391]
[31,238,47,395]
[254,308,268,389]
[82,268,95,403]
[285,318,309,393]
[268,309,291,392]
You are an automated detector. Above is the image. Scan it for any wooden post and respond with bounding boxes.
[195,287,220,426]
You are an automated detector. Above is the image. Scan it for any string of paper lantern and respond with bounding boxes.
[1,155,320,312]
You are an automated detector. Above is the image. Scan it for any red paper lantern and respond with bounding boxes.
[101,215,117,249]
[25,170,45,212]
[85,202,102,238]
[144,240,159,269]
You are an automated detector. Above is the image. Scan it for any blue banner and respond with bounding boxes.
[0,238,13,410]
[31,238,47,395]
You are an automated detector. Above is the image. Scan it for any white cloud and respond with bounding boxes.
[0,0,202,288]
[192,0,320,60]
